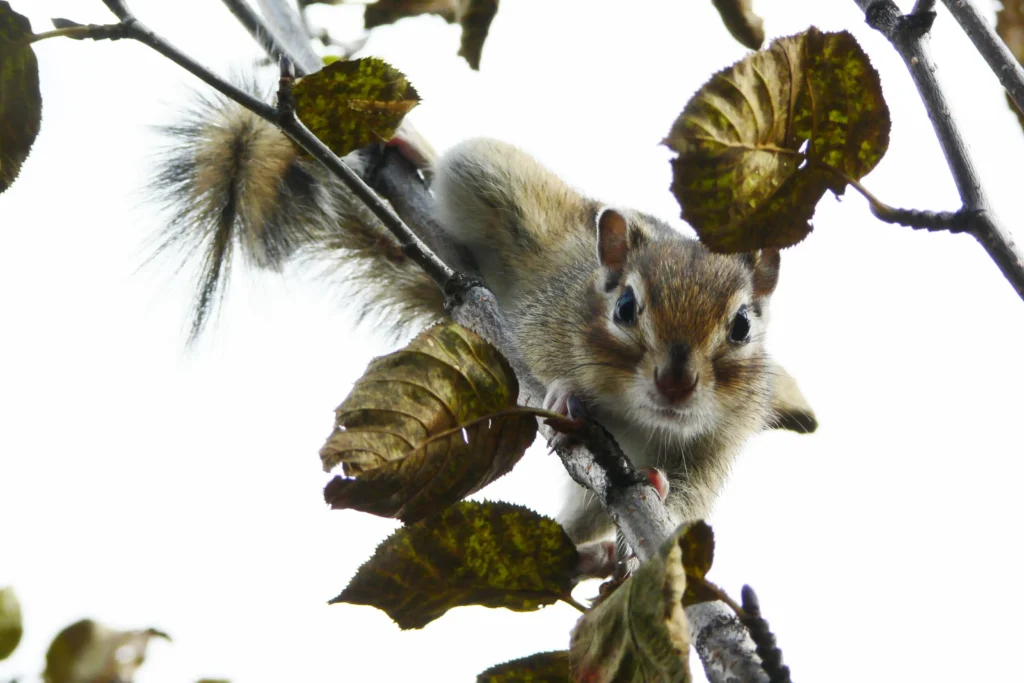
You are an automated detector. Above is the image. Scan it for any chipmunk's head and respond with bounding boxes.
[581,208,779,438]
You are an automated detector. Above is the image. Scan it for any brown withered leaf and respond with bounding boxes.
[0,587,21,661]
[570,524,693,683]
[292,57,419,158]
[331,501,580,629]
[43,619,170,683]
[0,1,42,194]
[477,650,571,682]
[321,322,538,524]
[712,0,765,50]
[664,27,889,252]
[359,0,498,70]
[996,1,1024,130]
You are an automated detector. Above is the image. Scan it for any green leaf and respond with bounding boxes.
[570,523,693,683]
[292,56,419,158]
[477,650,571,683]
[664,27,890,252]
[0,587,22,661]
[321,322,538,524]
[331,501,580,629]
[0,1,42,194]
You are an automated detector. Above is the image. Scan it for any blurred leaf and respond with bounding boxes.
[321,322,538,524]
[358,0,498,70]
[44,619,170,683]
[363,0,460,28]
[996,1,1024,131]
[331,501,579,629]
[477,650,570,682]
[711,0,764,49]
[0,1,42,194]
[570,524,693,683]
[293,56,419,158]
[0,587,22,661]
[457,0,498,70]
[664,27,889,252]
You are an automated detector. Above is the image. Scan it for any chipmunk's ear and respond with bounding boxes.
[767,363,817,434]
[596,207,642,274]
[741,248,780,298]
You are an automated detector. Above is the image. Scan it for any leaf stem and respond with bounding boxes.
[690,578,747,620]
[810,159,976,233]
[30,21,125,44]
[563,595,588,613]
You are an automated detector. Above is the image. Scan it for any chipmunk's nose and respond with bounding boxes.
[654,342,698,404]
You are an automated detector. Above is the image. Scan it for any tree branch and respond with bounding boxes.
[854,0,1024,302]
[688,602,770,683]
[939,0,1024,116]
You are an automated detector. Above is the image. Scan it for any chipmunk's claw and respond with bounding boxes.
[543,380,587,452]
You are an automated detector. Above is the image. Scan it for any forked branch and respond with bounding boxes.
[855,0,1024,302]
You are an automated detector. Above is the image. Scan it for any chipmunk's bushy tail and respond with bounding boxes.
[150,87,443,343]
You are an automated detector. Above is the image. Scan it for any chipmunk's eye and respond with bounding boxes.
[729,305,750,343]
[613,286,637,326]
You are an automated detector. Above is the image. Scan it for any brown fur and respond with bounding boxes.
[432,139,782,542]
[152,87,444,343]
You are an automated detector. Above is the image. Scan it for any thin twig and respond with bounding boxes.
[856,0,1024,302]
[939,0,1024,116]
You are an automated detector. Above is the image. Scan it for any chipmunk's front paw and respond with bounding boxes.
[543,380,588,452]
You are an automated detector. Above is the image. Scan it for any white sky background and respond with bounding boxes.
[2,0,1023,681]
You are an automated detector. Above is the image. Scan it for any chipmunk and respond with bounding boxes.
[154,93,816,544]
